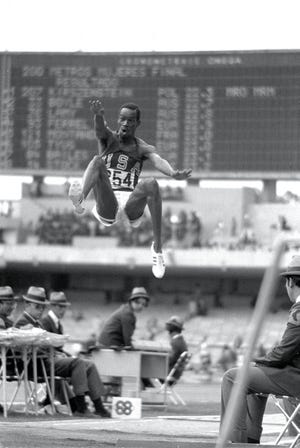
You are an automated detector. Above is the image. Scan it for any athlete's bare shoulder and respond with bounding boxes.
[136,137,156,158]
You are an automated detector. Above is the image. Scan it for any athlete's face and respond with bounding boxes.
[117,108,140,139]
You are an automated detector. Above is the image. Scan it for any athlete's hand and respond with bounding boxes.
[172,168,192,180]
[89,98,105,115]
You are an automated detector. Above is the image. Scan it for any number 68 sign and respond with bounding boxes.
[111,396,142,419]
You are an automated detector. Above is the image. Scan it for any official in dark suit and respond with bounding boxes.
[98,287,150,348]
[14,286,110,417]
[221,255,300,443]
[40,290,110,417]
[41,291,70,351]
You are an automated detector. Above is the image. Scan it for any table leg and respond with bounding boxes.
[40,357,55,414]
[23,347,28,415]
[32,347,38,415]
[50,347,55,404]
[1,346,7,418]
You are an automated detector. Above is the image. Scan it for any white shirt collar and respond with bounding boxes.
[48,309,60,329]
[296,296,300,304]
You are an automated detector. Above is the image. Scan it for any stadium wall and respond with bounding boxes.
[249,203,300,246]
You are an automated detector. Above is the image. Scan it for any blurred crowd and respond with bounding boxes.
[15,203,296,251]
[22,207,202,248]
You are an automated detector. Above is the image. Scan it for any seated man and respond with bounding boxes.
[98,287,150,348]
[221,255,300,443]
[41,290,111,414]
[98,286,152,388]
[14,286,110,418]
[165,315,188,382]
[0,286,21,414]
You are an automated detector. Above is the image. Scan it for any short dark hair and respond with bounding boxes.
[119,103,141,121]
[166,323,182,333]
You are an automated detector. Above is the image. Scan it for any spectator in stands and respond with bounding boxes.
[238,214,257,248]
[176,210,188,242]
[165,315,188,379]
[98,287,150,348]
[278,215,292,231]
[189,210,202,248]
[220,255,300,443]
[14,286,110,418]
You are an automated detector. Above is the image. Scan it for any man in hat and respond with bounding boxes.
[41,291,71,342]
[220,254,300,443]
[0,286,18,330]
[40,290,110,415]
[98,287,150,348]
[14,286,110,418]
[165,315,188,379]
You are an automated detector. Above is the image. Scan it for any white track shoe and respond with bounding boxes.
[68,180,85,214]
[151,242,165,279]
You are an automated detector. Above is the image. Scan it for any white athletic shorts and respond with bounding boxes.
[92,190,143,228]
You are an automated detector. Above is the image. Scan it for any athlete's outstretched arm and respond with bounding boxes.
[147,151,192,180]
[90,98,106,135]
[89,98,112,153]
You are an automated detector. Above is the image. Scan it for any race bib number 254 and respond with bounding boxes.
[107,169,134,190]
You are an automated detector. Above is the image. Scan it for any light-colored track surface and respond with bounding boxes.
[0,383,288,448]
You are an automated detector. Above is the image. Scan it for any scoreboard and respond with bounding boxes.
[0,50,300,178]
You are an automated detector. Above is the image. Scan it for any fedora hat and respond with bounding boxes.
[280,255,300,277]
[49,291,71,307]
[165,315,184,331]
[23,286,48,305]
[0,286,18,301]
[128,287,150,303]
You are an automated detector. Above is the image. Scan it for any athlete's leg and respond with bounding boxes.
[70,156,118,221]
[125,178,162,251]
[125,178,165,278]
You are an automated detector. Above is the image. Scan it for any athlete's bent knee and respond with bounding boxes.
[142,177,160,195]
